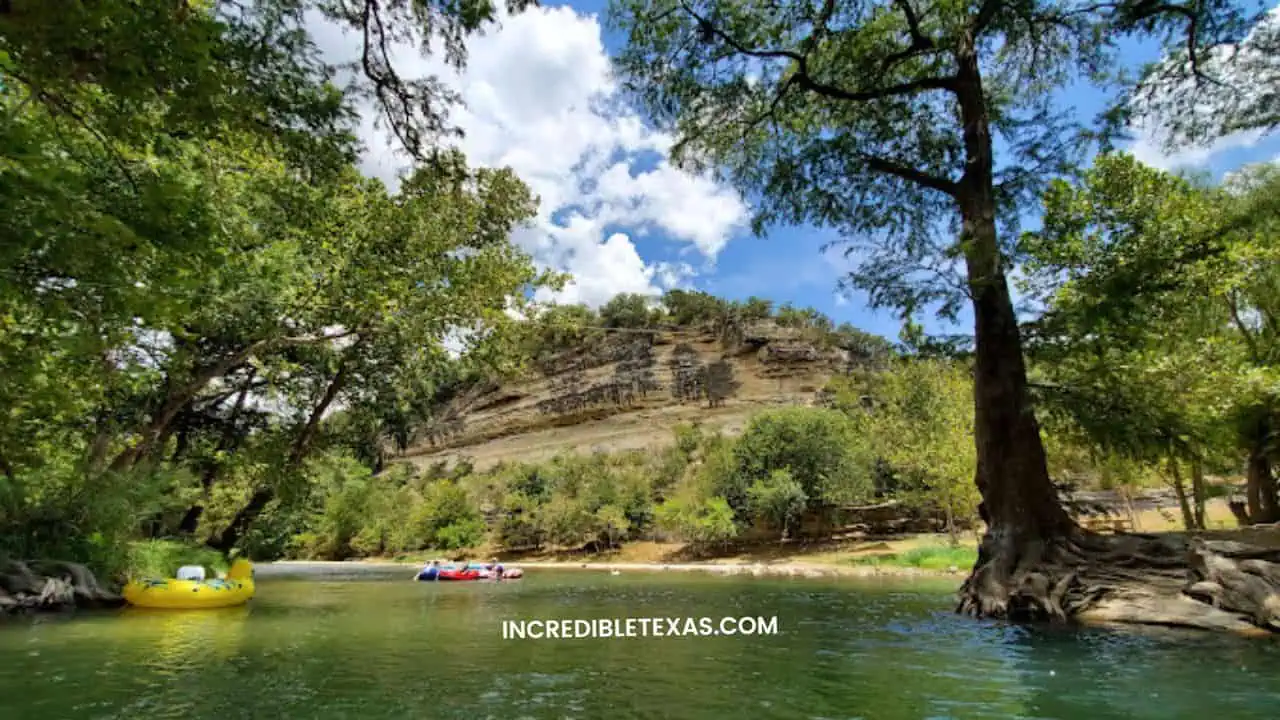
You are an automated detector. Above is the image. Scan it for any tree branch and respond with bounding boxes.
[681,2,957,103]
[861,153,960,197]
[1227,290,1262,363]
[974,0,1005,33]
[877,0,942,77]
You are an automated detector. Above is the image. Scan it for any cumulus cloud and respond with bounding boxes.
[311,5,749,308]
[1128,125,1267,171]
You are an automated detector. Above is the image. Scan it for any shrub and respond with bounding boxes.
[655,495,739,547]
[435,517,486,550]
[600,293,659,329]
[494,491,544,550]
[733,406,875,510]
[848,545,977,571]
[410,479,485,551]
[746,468,808,538]
[126,540,228,579]
[0,457,193,580]
[672,422,703,457]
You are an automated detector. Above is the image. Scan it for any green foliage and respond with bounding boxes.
[847,545,977,571]
[837,360,982,531]
[1024,153,1280,525]
[732,406,875,511]
[746,468,808,537]
[411,480,485,551]
[600,293,662,328]
[0,0,554,572]
[0,457,195,579]
[606,0,1124,323]
[672,422,704,457]
[1128,8,1279,151]
[125,540,228,581]
[661,289,728,326]
[655,495,739,547]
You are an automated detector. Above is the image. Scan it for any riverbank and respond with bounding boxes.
[261,558,971,579]
[264,533,981,579]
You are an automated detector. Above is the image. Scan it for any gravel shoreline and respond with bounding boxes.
[258,559,966,579]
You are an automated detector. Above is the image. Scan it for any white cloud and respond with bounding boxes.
[1128,126,1267,171]
[313,6,749,308]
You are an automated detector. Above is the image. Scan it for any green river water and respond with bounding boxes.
[4,566,1280,719]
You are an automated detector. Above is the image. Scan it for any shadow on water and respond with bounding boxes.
[998,620,1280,720]
[5,571,1280,719]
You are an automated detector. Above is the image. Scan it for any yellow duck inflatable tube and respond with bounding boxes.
[123,559,255,609]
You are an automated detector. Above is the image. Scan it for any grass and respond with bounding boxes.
[844,544,978,571]
[125,539,229,579]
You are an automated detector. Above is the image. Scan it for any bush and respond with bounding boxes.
[126,540,228,579]
[0,457,193,580]
[434,517,486,550]
[655,495,739,547]
[600,292,660,329]
[672,422,703,457]
[494,491,544,550]
[746,468,808,537]
[661,289,728,326]
[411,480,484,551]
[733,406,875,510]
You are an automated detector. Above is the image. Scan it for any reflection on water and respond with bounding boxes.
[4,571,1280,719]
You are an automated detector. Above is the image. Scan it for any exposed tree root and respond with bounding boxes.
[0,558,123,614]
[957,528,1280,636]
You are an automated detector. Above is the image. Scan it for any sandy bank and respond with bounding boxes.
[260,559,966,580]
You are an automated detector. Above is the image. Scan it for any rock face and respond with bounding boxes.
[397,322,872,471]
[0,559,124,614]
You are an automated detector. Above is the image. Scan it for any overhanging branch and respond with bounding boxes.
[680,2,957,103]
[861,153,960,197]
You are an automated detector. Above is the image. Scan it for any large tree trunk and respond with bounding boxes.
[211,362,348,552]
[952,31,1072,619]
[949,26,1280,634]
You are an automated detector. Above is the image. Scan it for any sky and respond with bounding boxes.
[312,1,1280,343]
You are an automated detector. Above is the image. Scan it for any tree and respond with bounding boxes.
[840,360,982,541]
[610,0,1280,631]
[746,468,808,541]
[732,406,875,518]
[0,0,537,169]
[208,158,545,549]
[609,0,1091,620]
[1024,153,1280,527]
[600,292,660,328]
[661,288,727,325]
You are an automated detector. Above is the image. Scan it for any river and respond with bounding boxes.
[4,566,1280,719]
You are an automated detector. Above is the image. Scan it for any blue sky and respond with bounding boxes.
[344,2,1280,343]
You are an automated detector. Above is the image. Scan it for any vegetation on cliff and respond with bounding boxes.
[279,359,980,561]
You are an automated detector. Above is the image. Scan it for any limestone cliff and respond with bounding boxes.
[395,321,877,471]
